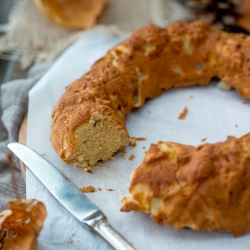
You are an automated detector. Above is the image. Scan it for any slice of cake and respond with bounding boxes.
[121,134,250,237]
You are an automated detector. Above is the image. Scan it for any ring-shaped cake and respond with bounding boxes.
[51,20,250,236]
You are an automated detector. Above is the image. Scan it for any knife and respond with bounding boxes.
[8,142,136,250]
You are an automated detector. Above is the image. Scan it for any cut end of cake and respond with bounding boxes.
[66,110,129,166]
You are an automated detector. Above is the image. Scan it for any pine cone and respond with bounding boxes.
[178,0,249,33]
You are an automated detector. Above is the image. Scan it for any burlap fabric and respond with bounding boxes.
[0,0,190,69]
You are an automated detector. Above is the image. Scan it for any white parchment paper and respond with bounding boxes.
[26,30,250,250]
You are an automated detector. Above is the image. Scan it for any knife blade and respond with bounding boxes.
[8,142,136,250]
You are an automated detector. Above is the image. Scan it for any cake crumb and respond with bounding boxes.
[118,188,123,195]
[243,101,248,104]
[129,137,147,147]
[135,137,147,141]
[85,167,93,174]
[178,106,188,120]
[97,161,104,166]
[201,137,207,142]
[67,234,76,245]
[98,188,102,191]
[80,186,96,193]
[111,156,116,161]
[107,188,114,191]
[41,152,47,156]
[120,148,127,158]
[235,124,238,128]
[188,95,194,99]
[74,162,93,173]
[67,238,73,245]
[129,138,137,147]
[129,154,135,160]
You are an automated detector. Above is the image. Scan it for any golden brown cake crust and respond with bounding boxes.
[121,134,250,237]
[51,20,250,166]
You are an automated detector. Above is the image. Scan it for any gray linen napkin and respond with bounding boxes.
[0,62,51,211]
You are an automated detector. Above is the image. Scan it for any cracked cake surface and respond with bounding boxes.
[51,20,250,166]
[121,133,250,237]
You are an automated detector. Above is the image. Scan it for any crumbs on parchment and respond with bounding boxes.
[136,137,147,141]
[201,137,207,142]
[74,162,93,173]
[80,186,96,193]
[128,154,135,160]
[129,137,137,147]
[129,137,147,147]
[80,186,103,192]
[120,148,127,158]
[97,161,104,166]
[67,238,73,245]
[178,106,188,120]
[67,234,76,245]
[107,188,115,192]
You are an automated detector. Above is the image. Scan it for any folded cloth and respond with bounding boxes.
[0,62,51,211]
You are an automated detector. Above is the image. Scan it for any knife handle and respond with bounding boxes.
[93,219,137,250]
